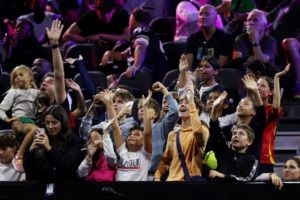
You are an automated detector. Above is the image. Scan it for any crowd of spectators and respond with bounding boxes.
[0,0,300,190]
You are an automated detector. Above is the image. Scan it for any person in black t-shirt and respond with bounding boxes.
[62,0,129,49]
[186,4,233,70]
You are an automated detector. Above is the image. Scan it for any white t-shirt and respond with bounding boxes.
[0,163,25,181]
[116,143,151,181]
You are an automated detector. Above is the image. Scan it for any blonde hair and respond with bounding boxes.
[11,65,37,89]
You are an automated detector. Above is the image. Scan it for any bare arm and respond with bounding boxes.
[186,53,194,69]
[178,54,189,88]
[141,91,153,154]
[66,79,87,118]
[273,64,290,111]
[46,20,66,104]
[62,23,87,43]
[99,90,124,149]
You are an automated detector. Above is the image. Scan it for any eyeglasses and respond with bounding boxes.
[44,121,59,126]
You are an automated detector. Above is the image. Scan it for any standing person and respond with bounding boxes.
[257,64,290,173]
[23,105,82,181]
[98,89,153,181]
[0,65,39,172]
[154,83,209,181]
[0,130,26,181]
[185,4,233,69]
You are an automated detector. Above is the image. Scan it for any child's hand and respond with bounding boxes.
[4,116,18,123]
[179,54,189,72]
[242,75,258,92]
[152,82,168,95]
[66,79,80,92]
[212,91,228,108]
[209,170,225,179]
[275,63,290,79]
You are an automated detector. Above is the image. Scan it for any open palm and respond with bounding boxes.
[46,19,64,43]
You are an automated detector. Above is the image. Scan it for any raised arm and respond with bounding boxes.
[141,90,153,154]
[273,64,290,112]
[178,54,189,88]
[210,91,228,121]
[46,19,66,104]
[99,90,124,149]
[186,82,209,146]
[66,79,87,118]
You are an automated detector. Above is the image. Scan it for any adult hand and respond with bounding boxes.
[101,51,113,66]
[46,19,64,44]
[125,66,139,78]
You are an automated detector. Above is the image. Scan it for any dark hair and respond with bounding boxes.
[59,0,79,13]
[259,76,274,92]
[43,105,71,154]
[288,156,300,168]
[138,98,160,122]
[0,131,18,149]
[231,124,255,143]
[200,56,220,70]
[129,126,144,134]
[132,7,152,25]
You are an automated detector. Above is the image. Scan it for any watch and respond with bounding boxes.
[252,42,259,47]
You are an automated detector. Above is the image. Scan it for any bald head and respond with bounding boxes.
[198,4,217,29]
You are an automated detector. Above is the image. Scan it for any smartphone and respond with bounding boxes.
[37,128,45,135]
[45,183,55,196]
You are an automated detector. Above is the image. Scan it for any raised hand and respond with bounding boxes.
[242,75,258,92]
[212,91,228,108]
[101,51,113,66]
[87,138,101,157]
[98,90,114,105]
[46,19,64,44]
[152,81,168,95]
[66,79,80,92]
[141,90,153,108]
[275,63,290,79]
[179,54,189,72]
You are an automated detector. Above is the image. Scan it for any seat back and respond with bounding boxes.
[117,71,153,98]
[150,17,176,43]
[162,69,179,90]
[64,43,99,70]
[163,41,186,71]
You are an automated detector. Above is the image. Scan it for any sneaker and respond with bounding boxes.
[12,155,24,173]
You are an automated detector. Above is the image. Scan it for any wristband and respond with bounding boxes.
[50,44,59,49]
